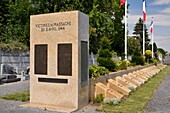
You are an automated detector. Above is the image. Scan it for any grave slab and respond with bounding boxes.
[133,72,148,81]
[123,74,140,87]
[107,79,131,96]
[95,82,124,99]
[115,76,136,89]
[128,73,145,84]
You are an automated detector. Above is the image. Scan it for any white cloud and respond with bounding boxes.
[127,8,170,52]
[127,1,170,52]
[128,12,170,27]
[154,35,170,52]
[160,7,170,14]
[128,14,142,25]
[153,35,170,41]
[148,14,170,26]
[151,1,170,5]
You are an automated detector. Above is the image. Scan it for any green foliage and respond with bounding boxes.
[145,50,152,63]
[157,48,168,59]
[114,59,122,70]
[153,42,158,54]
[131,48,145,65]
[128,37,140,55]
[99,36,112,50]
[126,60,131,67]
[93,94,104,103]
[145,50,152,56]
[114,59,131,70]
[127,85,135,91]
[133,18,150,50]
[0,0,34,50]
[0,0,126,53]
[153,58,159,66]
[97,36,116,71]
[0,40,28,51]
[119,60,128,70]
[0,0,9,37]
[0,91,29,102]
[103,98,121,105]
[111,3,127,56]
[89,65,109,78]
[97,57,116,71]
[98,49,112,58]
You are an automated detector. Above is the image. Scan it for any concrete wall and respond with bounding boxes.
[0,50,30,67]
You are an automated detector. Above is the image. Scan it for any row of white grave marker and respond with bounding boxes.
[95,64,166,100]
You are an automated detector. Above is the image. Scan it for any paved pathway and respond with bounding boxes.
[143,71,170,113]
[0,81,60,113]
[1,68,170,113]
[0,81,101,113]
[0,80,29,96]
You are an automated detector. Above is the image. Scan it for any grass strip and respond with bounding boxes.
[97,66,170,113]
[0,90,29,102]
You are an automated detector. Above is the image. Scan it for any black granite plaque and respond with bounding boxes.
[34,44,47,75]
[58,44,72,75]
[81,41,88,82]
[38,78,68,83]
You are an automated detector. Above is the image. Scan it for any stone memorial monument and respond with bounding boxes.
[26,11,89,112]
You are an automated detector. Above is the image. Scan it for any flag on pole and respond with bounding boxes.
[150,20,153,33]
[143,0,146,22]
[120,0,126,7]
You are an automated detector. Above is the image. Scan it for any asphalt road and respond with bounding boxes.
[143,70,170,113]
[0,81,101,113]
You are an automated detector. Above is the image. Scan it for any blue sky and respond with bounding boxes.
[128,0,170,52]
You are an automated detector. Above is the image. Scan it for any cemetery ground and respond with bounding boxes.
[0,66,169,113]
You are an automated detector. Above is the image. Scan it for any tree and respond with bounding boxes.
[0,0,9,39]
[157,48,168,59]
[153,42,157,54]
[148,42,158,57]
[97,36,116,71]
[31,0,119,54]
[131,48,145,65]
[111,1,127,56]
[0,0,34,50]
[133,18,150,51]
[127,37,140,55]
[0,0,125,53]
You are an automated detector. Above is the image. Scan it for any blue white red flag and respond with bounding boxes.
[150,20,153,33]
[143,0,146,22]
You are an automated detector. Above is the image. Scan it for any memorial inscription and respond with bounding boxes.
[34,44,48,75]
[81,41,88,82]
[35,21,71,32]
[58,44,72,76]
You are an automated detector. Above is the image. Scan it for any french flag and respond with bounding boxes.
[143,0,146,22]
[150,20,153,33]
[120,0,126,7]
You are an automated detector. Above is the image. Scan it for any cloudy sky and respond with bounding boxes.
[128,0,170,52]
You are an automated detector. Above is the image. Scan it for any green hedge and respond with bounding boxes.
[97,57,116,71]
[89,65,109,78]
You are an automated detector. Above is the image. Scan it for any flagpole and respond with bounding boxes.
[151,30,154,57]
[143,0,146,55]
[151,18,154,57]
[125,0,127,60]
[143,22,145,55]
